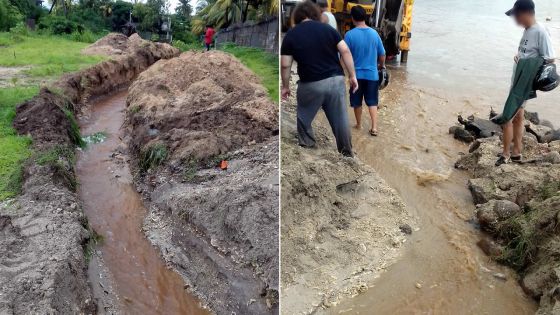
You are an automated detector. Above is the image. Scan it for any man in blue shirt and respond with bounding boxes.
[344,5,386,136]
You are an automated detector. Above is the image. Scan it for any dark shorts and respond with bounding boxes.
[350,79,379,107]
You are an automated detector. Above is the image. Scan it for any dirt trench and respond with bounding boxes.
[0,35,179,314]
[124,51,279,314]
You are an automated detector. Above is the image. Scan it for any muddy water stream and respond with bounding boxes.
[331,0,559,314]
[76,91,208,314]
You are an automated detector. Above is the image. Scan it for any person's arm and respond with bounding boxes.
[337,40,358,93]
[539,29,556,63]
[281,55,294,99]
[321,12,329,24]
[376,33,386,69]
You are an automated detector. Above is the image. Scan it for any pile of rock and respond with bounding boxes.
[452,115,560,314]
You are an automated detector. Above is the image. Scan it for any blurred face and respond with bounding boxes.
[513,11,534,27]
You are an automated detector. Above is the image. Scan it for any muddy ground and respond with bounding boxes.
[0,34,178,314]
[454,115,560,314]
[125,51,279,314]
[280,72,416,314]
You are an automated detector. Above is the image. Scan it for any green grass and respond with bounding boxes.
[221,44,279,103]
[0,32,104,200]
[0,87,36,200]
[0,32,105,78]
[139,143,168,172]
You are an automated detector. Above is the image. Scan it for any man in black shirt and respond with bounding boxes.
[281,0,358,157]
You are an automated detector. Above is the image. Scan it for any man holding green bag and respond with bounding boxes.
[494,0,555,166]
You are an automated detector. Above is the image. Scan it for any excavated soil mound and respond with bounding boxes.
[1,37,178,315]
[126,51,279,314]
[280,77,415,314]
[455,132,560,314]
[82,32,130,56]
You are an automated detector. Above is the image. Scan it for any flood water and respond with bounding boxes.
[76,91,209,314]
[330,0,559,314]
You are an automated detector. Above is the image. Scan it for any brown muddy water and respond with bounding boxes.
[76,91,208,314]
[330,0,559,314]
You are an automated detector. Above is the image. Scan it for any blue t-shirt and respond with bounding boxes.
[344,27,386,81]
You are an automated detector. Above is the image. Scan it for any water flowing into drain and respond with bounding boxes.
[76,91,208,314]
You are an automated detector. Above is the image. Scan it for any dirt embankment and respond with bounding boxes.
[280,76,415,314]
[124,51,279,314]
[0,34,178,314]
[453,114,560,314]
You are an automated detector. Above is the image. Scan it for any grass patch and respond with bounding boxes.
[83,225,104,263]
[0,32,105,79]
[35,145,78,191]
[220,44,278,103]
[62,108,85,148]
[139,143,168,172]
[0,87,37,201]
[536,181,560,201]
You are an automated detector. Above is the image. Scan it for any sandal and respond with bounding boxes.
[369,129,378,137]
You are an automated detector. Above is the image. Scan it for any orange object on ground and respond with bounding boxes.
[219,160,228,170]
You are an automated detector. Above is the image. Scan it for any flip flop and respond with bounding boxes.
[369,129,378,136]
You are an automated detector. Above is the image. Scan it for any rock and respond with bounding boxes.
[493,272,507,281]
[415,283,422,289]
[477,237,503,257]
[549,140,560,153]
[399,224,412,235]
[526,122,553,143]
[541,120,555,129]
[543,151,560,164]
[468,178,496,204]
[476,200,521,232]
[458,115,501,139]
[525,111,540,125]
[449,125,462,134]
[453,128,475,143]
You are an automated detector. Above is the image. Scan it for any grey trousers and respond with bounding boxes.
[296,75,353,157]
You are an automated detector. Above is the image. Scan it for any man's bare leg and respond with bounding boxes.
[502,121,513,158]
[368,105,378,133]
[353,106,362,129]
[512,108,525,157]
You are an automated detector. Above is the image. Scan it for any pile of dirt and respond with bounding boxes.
[0,36,178,314]
[81,33,131,56]
[454,125,560,314]
[125,51,279,314]
[280,78,415,314]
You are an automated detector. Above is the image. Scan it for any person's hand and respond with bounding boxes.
[514,55,519,63]
[349,76,359,93]
[281,86,291,100]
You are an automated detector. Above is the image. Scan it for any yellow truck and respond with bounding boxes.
[281,0,414,62]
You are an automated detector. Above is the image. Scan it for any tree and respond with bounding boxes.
[0,0,22,31]
[111,0,133,31]
[175,0,191,19]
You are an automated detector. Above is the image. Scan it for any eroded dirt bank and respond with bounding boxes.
[125,51,279,314]
[454,115,560,314]
[280,77,416,314]
[0,34,178,314]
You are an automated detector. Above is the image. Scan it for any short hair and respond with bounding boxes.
[316,0,328,9]
[350,5,367,22]
[206,24,212,28]
[292,1,322,24]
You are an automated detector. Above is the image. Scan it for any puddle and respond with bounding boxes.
[76,90,209,314]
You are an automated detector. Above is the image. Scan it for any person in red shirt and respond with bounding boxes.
[204,25,215,51]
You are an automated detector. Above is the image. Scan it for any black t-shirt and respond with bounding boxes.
[281,20,344,83]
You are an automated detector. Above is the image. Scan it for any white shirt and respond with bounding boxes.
[517,22,555,61]
[322,12,337,30]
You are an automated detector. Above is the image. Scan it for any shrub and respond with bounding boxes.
[69,29,97,43]
[0,0,23,32]
[38,15,82,34]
